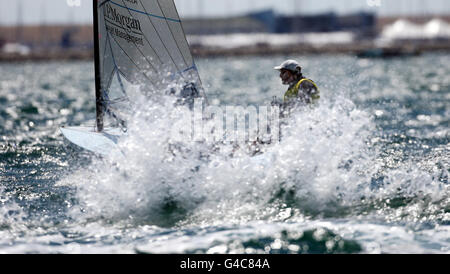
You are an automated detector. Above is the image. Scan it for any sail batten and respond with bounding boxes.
[94,0,205,130]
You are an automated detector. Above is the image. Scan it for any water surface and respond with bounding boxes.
[0,53,448,253]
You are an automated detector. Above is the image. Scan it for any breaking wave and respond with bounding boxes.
[61,89,448,228]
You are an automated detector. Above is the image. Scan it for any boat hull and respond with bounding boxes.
[60,126,124,155]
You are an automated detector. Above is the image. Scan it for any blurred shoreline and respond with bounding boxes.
[1,14,450,62]
[189,39,450,58]
[1,39,449,62]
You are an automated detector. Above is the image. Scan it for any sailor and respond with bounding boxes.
[274,60,320,105]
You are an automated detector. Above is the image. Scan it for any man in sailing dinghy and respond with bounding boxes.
[274,59,320,107]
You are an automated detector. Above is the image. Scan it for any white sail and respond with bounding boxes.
[95,0,204,128]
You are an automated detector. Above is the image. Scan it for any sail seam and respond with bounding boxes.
[118,0,162,71]
[106,31,127,93]
[99,0,111,7]
[138,0,182,73]
[170,1,207,101]
[102,32,111,84]
[109,0,181,22]
[155,0,190,69]
[107,31,156,87]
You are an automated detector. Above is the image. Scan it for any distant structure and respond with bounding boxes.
[260,11,377,38]
[182,14,268,35]
[1,3,450,61]
[248,10,277,33]
[275,12,339,33]
[183,10,377,38]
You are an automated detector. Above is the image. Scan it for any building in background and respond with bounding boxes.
[0,1,450,60]
[182,10,376,38]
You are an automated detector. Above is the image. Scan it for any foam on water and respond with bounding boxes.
[60,87,448,230]
[1,55,448,253]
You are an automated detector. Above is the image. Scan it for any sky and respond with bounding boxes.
[0,0,449,26]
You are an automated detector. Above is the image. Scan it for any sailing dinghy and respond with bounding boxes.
[61,0,206,155]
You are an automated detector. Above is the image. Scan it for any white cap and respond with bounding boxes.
[274,60,301,72]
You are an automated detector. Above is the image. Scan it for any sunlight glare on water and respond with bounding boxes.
[0,54,449,253]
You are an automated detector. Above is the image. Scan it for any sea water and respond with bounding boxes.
[0,53,448,254]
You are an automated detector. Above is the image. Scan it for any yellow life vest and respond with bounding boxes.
[284,78,320,103]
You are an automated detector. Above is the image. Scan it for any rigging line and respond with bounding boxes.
[115,71,137,109]
[107,104,131,116]
[108,104,130,111]
[108,97,129,104]
[118,0,162,71]
[101,41,116,98]
[105,107,127,129]
[181,65,196,73]
[115,67,133,86]
[155,0,190,68]
[104,36,135,87]
[169,64,195,81]
[106,71,133,106]
[138,0,183,73]
[104,66,116,95]
[107,63,134,97]
[102,33,113,86]
[116,71,128,97]
[102,90,128,122]
[101,93,130,121]
[107,29,157,88]
[105,31,128,96]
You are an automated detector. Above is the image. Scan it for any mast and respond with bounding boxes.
[93,0,104,132]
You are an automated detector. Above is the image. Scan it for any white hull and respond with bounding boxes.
[60,126,125,155]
